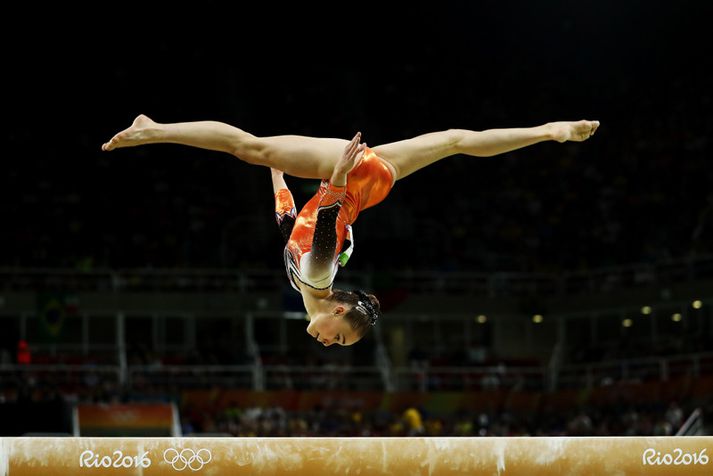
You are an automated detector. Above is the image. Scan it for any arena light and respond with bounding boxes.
[622,318,633,328]
[283,311,308,320]
[672,313,682,322]
[475,315,487,324]
[532,314,544,324]
[692,300,703,310]
[641,305,652,315]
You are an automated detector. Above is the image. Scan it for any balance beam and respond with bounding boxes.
[1,437,711,475]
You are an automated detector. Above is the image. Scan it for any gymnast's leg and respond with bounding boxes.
[101,114,349,180]
[372,120,600,180]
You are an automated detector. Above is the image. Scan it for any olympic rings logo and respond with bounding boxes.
[163,448,212,471]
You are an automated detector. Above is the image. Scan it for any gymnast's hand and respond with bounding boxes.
[330,132,366,186]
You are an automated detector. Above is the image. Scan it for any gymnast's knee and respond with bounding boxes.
[232,138,271,166]
[441,129,466,153]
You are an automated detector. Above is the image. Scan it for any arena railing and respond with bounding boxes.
[557,351,713,389]
[0,363,551,394]
[677,408,705,436]
[0,364,121,392]
[391,365,546,392]
[2,352,712,394]
[1,254,712,296]
[127,365,256,390]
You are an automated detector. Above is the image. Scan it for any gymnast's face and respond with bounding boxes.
[306,307,359,347]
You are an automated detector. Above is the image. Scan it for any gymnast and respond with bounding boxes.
[102,115,599,347]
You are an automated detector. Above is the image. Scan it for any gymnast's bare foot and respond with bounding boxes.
[102,114,159,151]
[548,120,600,143]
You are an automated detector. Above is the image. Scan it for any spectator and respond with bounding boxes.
[16,340,31,365]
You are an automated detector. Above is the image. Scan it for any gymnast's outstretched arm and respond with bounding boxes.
[302,133,365,282]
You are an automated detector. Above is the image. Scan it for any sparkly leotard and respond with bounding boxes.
[273,147,394,291]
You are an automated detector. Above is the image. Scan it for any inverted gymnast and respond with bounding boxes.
[102,115,600,347]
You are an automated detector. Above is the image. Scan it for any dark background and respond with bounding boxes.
[3,0,713,272]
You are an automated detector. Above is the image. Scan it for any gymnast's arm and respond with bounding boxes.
[304,182,345,282]
[303,133,365,281]
[272,168,296,244]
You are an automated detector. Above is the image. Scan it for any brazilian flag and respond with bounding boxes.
[36,294,79,341]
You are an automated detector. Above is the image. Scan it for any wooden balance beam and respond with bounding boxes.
[1,437,711,475]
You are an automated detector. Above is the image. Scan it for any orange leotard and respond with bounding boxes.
[274,147,394,292]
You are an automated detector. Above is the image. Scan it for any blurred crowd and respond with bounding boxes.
[185,399,698,437]
[1,372,705,437]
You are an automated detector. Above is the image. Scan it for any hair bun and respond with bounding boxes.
[355,290,380,326]
[366,293,380,312]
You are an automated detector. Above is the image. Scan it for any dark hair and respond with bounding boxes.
[329,289,381,338]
